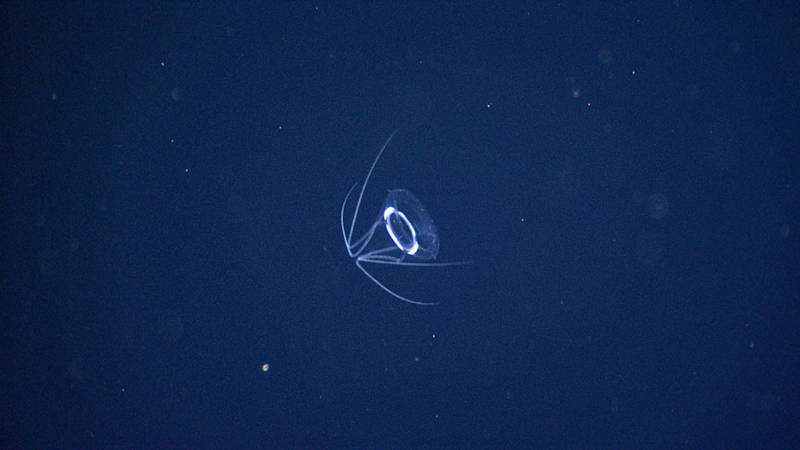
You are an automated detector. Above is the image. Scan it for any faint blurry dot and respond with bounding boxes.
[747,391,781,411]
[683,84,700,100]
[70,239,80,252]
[647,193,669,220]
[597,47,613,65]
[780,223,790,239]
[262,363,270,372]
[51,92,58,101]
[171,87,183,102]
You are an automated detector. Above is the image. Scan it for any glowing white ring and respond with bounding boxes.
[383,206,419,255]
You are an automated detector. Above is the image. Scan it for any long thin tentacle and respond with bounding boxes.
[340,182,359,255]
[346,130,398,246]
[355,260,439,306]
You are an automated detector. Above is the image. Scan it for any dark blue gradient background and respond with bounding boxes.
[2,2,798,447]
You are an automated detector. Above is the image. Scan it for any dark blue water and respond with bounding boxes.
[3,2,798,447]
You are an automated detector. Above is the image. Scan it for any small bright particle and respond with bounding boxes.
[262,363,270,372]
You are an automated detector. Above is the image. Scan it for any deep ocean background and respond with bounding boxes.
[2,2,799,447]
